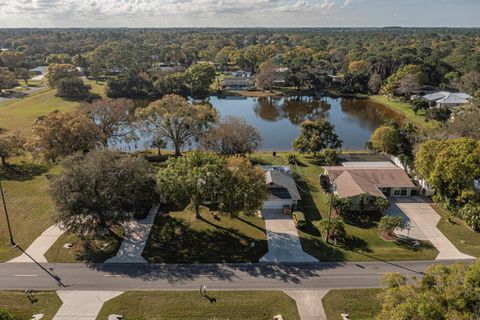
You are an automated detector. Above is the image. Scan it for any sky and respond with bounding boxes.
[0,0,479,28]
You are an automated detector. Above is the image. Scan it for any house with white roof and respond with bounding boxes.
[423,91,472,108]
[261,166,301,210]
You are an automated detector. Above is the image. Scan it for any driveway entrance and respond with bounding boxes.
[387,197,475,260]
[260,209,318,263]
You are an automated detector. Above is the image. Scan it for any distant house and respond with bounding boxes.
[230,70,252,77]
[262,166,301,210]
[29,66,48,75]
[221,76,255,90]
[423,91,472,108]
[323,162,416,210]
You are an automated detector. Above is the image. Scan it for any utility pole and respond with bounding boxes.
[326,182,336,244]
[0,179,16,246]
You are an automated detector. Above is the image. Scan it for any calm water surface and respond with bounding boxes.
[112,95,403,151]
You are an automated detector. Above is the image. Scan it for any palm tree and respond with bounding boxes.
[378,216,405,237]
[317,217,346,241]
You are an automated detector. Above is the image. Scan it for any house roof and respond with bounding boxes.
[423,91,472,104]
[265,168,301,201]
[323,166,415,198]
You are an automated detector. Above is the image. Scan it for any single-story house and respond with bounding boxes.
[423,91,472,108]
[262,166,301,210]
[29,66,48,75]
[323,163,416,210]
[221,76,255,90]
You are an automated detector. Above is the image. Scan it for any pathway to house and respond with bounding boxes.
[285,290,329,320]
[260,209,318,263]
[53,291,123,320]
[387,197,475,260]
[8,225,65,263]
[105,204,159,263]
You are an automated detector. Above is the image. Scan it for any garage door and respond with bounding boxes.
[263,199,293,209]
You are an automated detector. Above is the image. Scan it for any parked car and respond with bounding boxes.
[292,211,306,228]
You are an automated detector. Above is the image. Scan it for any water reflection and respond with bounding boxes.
[111,95,402,152]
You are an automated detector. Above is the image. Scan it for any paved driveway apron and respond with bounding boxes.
[260,209,318,263]
[388,198,475,260]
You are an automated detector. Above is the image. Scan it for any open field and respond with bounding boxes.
[250,152,439,262]
[322,288,382,320]
[143,205,268,263]
[433,204,480,258]
[0,80,105,136]
[97,291,300,320]
[0,158,60,262]
[369,95,432,129]
[0,291,62,320]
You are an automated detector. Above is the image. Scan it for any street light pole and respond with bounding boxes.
[0,179,16,246]
[326,182,336,244]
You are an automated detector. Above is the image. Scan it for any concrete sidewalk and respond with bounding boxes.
[53,291,123,320]
[285,290,329,320]
[8,225,64,263]
[105,204,159,263]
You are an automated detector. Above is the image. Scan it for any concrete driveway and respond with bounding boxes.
[387,197,475,260]
[260,209,318,263]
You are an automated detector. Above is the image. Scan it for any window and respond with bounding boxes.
[393,188,409,196]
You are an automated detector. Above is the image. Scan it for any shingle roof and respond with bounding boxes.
[423,91,472,104]
[323,166,415,198]
[265,169,301,201]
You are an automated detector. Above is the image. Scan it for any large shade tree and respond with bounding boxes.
[26,110,102,162]
[45,63,81,88]
[0,128,25,165]
[293,119,342,155]
[220,156,268,214]
[50,150,157,237]
[157,151,225,219]
[201,115,261,155]
[80,98,134,147]
[415,138,480,207]
[136,94,217,156]
[377,261,480,320]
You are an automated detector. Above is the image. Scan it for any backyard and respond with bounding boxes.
[250,152,439,262]
[97,291,300,320]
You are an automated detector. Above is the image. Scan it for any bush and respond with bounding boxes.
[425,106,452,122]
[319,174,332,192]
[0,310,14,320]
[324,148,340,165]
[332,196,353,215]
[411,98,429,114]
[286,153,297,164]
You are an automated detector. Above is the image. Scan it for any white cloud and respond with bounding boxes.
[320,0,335,10]
[340,0,351,9]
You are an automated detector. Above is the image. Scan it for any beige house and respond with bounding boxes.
[323,164,416,210]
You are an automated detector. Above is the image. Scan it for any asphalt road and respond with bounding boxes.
[0,260,473,291]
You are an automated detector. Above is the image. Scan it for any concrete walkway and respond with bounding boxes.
[8,225,65,263]
[260,210,318,263]
[105,205,159,263]
[53,291,123,320]
[387,198,475,260]
[285,290,329,320]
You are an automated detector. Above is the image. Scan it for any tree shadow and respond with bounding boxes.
[0,163,49,181]
[343,235,372,253]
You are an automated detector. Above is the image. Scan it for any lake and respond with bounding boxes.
[111,95,403,152]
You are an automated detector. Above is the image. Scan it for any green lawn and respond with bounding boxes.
[369,95,433,129]
[44,230,121,263]
[97,291,300,320]
[0,158,60,262]
[0,80,105,136]
[143,205,268,263]
[250,152,438,262]
[322,289,382,320]
[433,204,480,258]
[0,291,61,320]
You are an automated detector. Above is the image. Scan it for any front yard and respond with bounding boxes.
[97,291,300,320]
[322,288,382,320]
[0,291,62,320]
[250,152,439,262]
[143,204,268,263]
